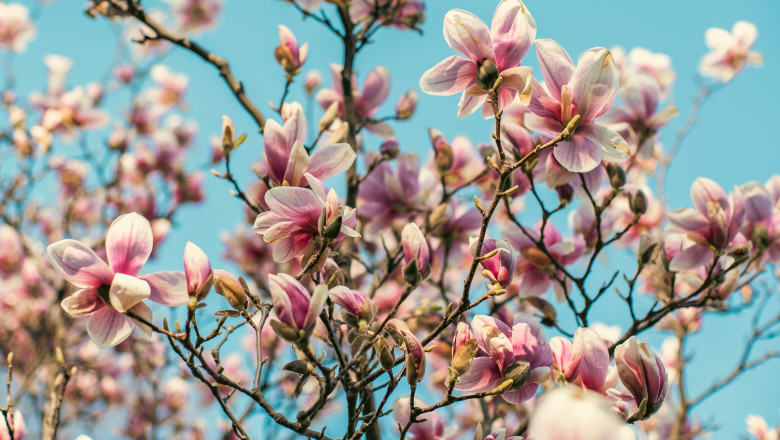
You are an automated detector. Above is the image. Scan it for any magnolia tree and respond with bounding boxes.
[0,0,778,439]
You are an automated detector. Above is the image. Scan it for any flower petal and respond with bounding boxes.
[108,273,151,313]
[106,212,154,276]
[360,66,391,114]
[578,124,629,161]
[553,135,602,173]
[491,0,536,71]
[534,39,575,101]
[501,66,533,105]
[443,9,495,62]
[419,56,476,96]
[669,244,714,272]
[87,307,135,347]
[140,271,188,306]
[307,143,357,181]
[571,48,620,122]
[47,239,113,288]
[61,288,104,317]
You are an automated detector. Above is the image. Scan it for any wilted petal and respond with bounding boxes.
[105,212,154,276]
[47,239,113,288]
[141,271,188,306]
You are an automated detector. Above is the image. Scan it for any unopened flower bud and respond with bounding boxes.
[451,339,478,377]
[395,90,418,120]
[606,163,626,190]
[752,224,770,249]
[630,190,648,215]
[322,208,344,240]
[521,247,551,269]
[475,58,499,91]
[435,142,454,173]
[213,269,247,311]
[502,360,531,390]
[304,70,322,96]
[375,338,395,373]
[555,184,574,206]
[221,115,235,152]
[380,137,400,159]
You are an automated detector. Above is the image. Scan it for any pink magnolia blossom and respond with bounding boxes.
[470,237,516,288]
[666,177,746,271]
[550,328,610,393]
[0,2,35,52]
[276,25,308,74]
[47,213,188,347]
[504,220,585,299]
[268,274,327,336]
[167,0,222,34]
[392,397,456,440]
[612,46,675,97]
[183,241,212,299]
[253,173,359,263]
[396,89,418,120]
[350,0,425,30]
[746,415,779,440]
[419,0,535,118]
[329,286,375,323]
[402,222,432,281]
[428,129,485,188]
[316,63,393,136]
[0,224,24,274]
[455,315,552,404]
[602,72,679,132]
[741,181,780,263]
[304,69,323,96]
[528,386,637,440]
[262,102,355,187]
[614,336,668,418]
[0,410,25,440]
[526,39,629,172]
[699,21,763,83]
[386,319,427,384]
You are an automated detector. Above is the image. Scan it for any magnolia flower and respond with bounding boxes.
[611,46,675,97]
[470,237,517,288]
[699,21,763,83]
[666,177,746,271]
[392,397,456,440]
[386,319,427,384]
[0,224,24,273]
[455,315,552,404]
[183,241,212,301]
[329,286,375,324]
[275,25,308,75]
[0,410,25,440]
[550,327,610,392]
[253,173,359,263]
[316,64,393,136]
[746,414,779,440]
[526,39,629,172]
[402,222,432,282]
[304,69,323,95]
[740,181,780,263]
[395,89,418,120]
[262,103,355,187]
[419,0,535,118]
[268,274,327,341]
[167,0,222,34]
[528,386,637,440]
[614,336,668,419]
[0,2,35,52]
[602,72,679,132]
[47,213,188,347]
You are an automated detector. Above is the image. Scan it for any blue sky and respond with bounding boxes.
[11,0,780,438]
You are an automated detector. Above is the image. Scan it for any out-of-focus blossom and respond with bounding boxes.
[395,89,418,120]
[746,415,779,440]
[699,21,762,83]
[47,213,188,347]
[268,274,327,340]
[0,410,25,440]
[612,46,675,96]
[304,69,323,95]
[603,72,679,132]
[402,222,432,282]
[317,63,393,136]
[253,173,359,263]
[528,386,636,440]
[392,397,456,440]
[614,336,668,419]
[455,315,552,404]
[666,177,745,271]
[419,0,535,118]
[470,237,516,288]
[0,2,35,52]
[275,25,308,75]
[526,39,629,172]
[149,65,188,109]
[167,0,222,34]
[351,0,425,31]
[262,103,355,187]
[0,225,25,274]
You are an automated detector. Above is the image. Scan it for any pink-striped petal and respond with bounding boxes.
[87,307,134,347]
[419,56,476,96]
[105,213,153,276]
[141,271,188,306]
[443,9,495,62]
[47,239,113,288]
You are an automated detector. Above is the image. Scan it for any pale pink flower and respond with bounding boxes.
[329,286,374,323]
[392,397,456,440]
[612,46,675,97]
[402,222,432,280]
[0,224,24,274]
[316,64,393,136]
[0,2,35,52]
[350,0,425,30]
[746,415,779,440]
[526,39,629,172]
[550,327,609,393]
[396,89,418,120]
[470,237,516,288]
[528,386,636,440]
[741,180,780,263]
[614,336,668,418]
[183,241,212,298]
[253,173,359,263]
[455,315,552,404]
[428,129,485,188]
[0,410,25,440]
[602,72,679,132]
[47,213,188,347]
[167,0,222,34]
[699,21,763,83]
[666,177,746,271]
[268,274,328,335]
[276,25,308,74]
[262,103,355,187]
[149,65,188,109]
[419,0,535,118]
[304,70,323,96]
